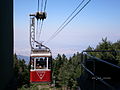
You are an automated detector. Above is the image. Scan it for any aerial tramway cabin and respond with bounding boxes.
[30,47,52,83]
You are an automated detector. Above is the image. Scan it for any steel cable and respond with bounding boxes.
[37,0,40,11]
[45,0,91,44]
[44,0,48,12]
[45,0,85,43]
[38,20,44,41]
[36,0,47,42]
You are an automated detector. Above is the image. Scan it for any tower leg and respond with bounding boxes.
[0,0,16,90]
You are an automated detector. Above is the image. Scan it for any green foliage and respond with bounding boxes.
[86,38,120,65]
[14,38,120,89]
[40,88,49,90]
[52,52,81,89]
[13,54,30,88]
[18,84,39,90]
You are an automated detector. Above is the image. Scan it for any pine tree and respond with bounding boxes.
[13,54,29,88]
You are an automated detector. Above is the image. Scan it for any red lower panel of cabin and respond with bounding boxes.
[30,70,51,83]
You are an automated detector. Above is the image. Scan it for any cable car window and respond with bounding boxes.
[48,57,52,69]
[36,57,47,69]
[30,58,34,69]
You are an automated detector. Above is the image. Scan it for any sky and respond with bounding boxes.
[14,0,120,57]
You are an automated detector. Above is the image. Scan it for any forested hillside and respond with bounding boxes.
[14,38,120,89]
[13,54,30,88]
[86,38,120,66]
[52,53,81,89]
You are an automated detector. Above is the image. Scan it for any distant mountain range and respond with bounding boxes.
[17,55,29,64]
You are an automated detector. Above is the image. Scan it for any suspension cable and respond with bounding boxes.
[56,0,85,34]
[45,0,85,44]
[36,20,39,40]
[36,0,48,42]
[41,0,43,12]
[38,20,44,41]
[37,0,40,11]
[45,0,91,44]
[38,0,47,41]
[44,0,48,12]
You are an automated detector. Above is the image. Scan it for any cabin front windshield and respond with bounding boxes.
[36,57,47,69]
[31,57,51,70]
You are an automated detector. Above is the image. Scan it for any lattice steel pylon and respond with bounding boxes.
[29,12,47,50]
[29,15,35,50]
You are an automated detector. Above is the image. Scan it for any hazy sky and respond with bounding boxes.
[14,0,120,57]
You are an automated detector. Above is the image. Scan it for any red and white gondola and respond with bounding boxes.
[30,47,52,83]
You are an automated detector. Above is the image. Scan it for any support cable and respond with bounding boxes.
[41,0,43,12]
[37,0,40,11]
[45,0,91,44]
[36,0,47,42]
[38,20,44,41]
[36,20,39,40]
[44,0,48,12]
[45,0,85,43]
